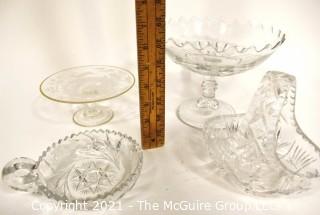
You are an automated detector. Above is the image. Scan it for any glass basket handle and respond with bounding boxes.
[2,157,38,192]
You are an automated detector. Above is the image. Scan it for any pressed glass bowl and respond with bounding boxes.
[2,129,143,203]
[203,71,320,196]
[166,18,286,76]
[166,18,286,129]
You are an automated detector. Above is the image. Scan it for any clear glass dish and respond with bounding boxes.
[203,71,320,196]
[166,18,285,129]
[40,65,135,126]
[2,129,143,203]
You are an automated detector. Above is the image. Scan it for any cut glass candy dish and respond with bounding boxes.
[2,129,143,204]
[203,71,320,196]
[166,18,286,129]
[40,65,135,127]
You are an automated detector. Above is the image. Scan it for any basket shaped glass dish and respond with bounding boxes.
[203,71,320,196]
[2,129,143,204]
[40,65,135,127]
[166,18,286,129]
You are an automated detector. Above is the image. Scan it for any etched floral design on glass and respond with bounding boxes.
[40,65,135,127]
[2,129,143,203]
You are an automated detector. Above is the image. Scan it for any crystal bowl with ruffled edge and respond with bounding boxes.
[2,129,143,204]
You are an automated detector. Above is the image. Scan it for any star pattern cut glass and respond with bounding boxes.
[2,129,143,203]
[203,71,320,196]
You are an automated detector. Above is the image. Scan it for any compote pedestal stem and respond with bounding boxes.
[82,103,103,118]
[73,103,114,127]
[176,75,234,129]
[197,77,219,110]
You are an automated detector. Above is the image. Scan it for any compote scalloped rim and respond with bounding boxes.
[166,17,286,55]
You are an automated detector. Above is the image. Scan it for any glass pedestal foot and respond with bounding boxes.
[73,104,113,127]
[176,98,235,129]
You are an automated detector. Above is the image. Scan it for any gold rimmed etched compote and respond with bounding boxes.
[40,65,135,127]
[166,18,286,129]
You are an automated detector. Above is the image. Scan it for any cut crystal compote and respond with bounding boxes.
[204,71,320,196]
[40,65,135,127]
[2,129,143,203]
[166,18,286,129]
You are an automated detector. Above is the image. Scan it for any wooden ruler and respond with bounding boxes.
[135,0,165,149]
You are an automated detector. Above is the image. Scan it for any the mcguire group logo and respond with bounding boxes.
[31,199,286,212]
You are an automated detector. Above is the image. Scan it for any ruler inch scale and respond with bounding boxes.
[135,0,165,149]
